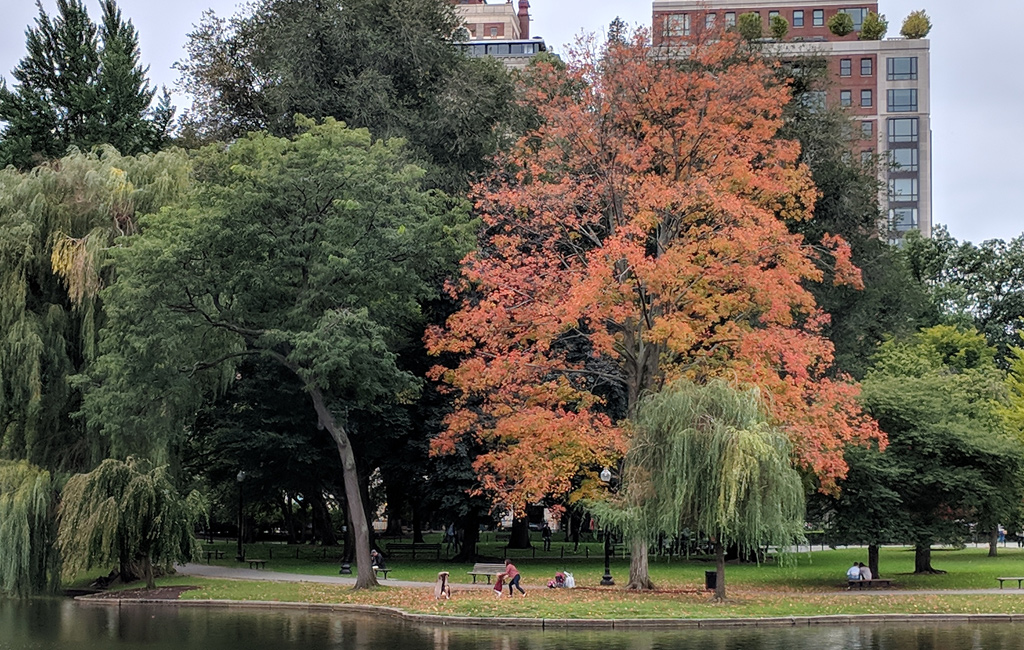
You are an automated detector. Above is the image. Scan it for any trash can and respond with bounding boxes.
[705,570,717,591]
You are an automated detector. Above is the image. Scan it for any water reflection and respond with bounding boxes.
[0,599,1022,650]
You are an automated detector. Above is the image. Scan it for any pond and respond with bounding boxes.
[1,599,1022,650]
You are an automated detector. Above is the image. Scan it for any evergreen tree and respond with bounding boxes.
[0,0,169,170]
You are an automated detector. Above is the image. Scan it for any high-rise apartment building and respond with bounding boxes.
[452,0,549,69]
[652,1,932,241]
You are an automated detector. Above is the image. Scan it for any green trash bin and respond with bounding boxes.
[705,570,717,590]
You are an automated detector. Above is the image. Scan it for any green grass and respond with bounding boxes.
[96,543,1024,620]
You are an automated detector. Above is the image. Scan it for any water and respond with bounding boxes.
[1,599,1023,650]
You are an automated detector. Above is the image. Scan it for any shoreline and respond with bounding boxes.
[74,595,1024,629]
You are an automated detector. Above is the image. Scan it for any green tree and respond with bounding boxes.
[0,460,58,596]
[0,148,190,472]
[0,0,169,170]
[58,457,204,588]
[828,12,855,37]
[901,10,932,39]
[853,326,1024,572]
[859,12,888,40]
[593,381,805,597]
[769,15,789,40]
[176,0,515,193]
[736,12,763,40]
[82,118,475,588]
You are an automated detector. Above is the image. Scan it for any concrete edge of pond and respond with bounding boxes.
[72,596,1024,629]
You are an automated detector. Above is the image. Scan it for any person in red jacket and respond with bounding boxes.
[504,559,525,596]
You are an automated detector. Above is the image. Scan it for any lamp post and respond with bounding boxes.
[235,470,246,562]
[599,466,615,586]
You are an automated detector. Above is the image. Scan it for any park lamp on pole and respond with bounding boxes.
[599,466,615,586]
[236,470,247,562]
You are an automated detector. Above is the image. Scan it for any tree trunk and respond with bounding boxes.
[453,510,479,562]
[989,529,999,557]
[143,555,155,590]
[868,544,880,579]
[310,491,338,546]
[282,495,298,545]
[308,386,377,588]
[509,516,532,549]
[914,543,944,574]
[626,537,654,590]
[412,502,425,544]
[713,540,726,601]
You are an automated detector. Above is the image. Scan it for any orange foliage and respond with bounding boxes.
[427,32,882,510]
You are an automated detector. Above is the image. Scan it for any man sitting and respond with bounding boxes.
[846,561,861,586]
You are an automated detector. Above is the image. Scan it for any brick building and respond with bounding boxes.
[452,0,549,69]
[652,1,932,241]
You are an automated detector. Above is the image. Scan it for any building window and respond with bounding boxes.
[888,88,918,112]
[813,9,824,26]
[861,121,873,138]
[861,58,873,76]
[839,59,852,76]
[706,13,716,29]
[840,7,868,30]
[888,118,919,143]
[861,150,873,165]
[793,10,804,27]
[889,147,919,172]
[861,89,873,107]
[801,91,827,113]
[889,178,919,202]
[725,12,736,27]
[887,56,918,80]
[889,207,919,230]
[664,13,691,37]
[840,90,853,107]
[489,26,498,37]
[769,10,779,19]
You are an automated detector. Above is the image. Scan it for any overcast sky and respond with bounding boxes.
[1,0,1020,243]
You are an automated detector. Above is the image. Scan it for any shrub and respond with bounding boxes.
[901,10,932,39]
[828,12,854,37]
[770,15,789,40]
[737,12,763,40]
[859,12,888,40]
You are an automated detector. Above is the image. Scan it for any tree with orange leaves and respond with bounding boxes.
[427,31,881,587]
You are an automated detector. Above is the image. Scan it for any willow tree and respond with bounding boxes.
[0,148,190,471]
[58,457,204,588]
[595,381,805,597]
[0,460,58,596]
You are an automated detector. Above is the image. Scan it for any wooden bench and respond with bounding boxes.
[247,559,267,569]
[848,578,893,589]
[203,549,225,563]
[997,577,1024,588]
[468,563,506,584]
[374,568,392,579]
[385,543,441,560]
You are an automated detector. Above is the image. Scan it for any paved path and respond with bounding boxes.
[177,564,491,590]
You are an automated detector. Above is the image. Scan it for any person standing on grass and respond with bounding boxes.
[504,559,525,596]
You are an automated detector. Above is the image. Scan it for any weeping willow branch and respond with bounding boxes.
[0,460,59,596]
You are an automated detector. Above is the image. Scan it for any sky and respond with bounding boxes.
[0,0,1020,244]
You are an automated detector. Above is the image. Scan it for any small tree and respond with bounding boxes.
[769,15,789,40]
[828,12,854,37]
[901,10,932,39]
[736,12,763,40]
[0,461,58,596]
[58,457,205,589]
[594,381,805,598]
[859,12,888,40]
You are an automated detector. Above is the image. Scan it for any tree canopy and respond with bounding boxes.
[0,0,171,170]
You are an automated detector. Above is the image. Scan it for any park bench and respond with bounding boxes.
[385,543,441,560]
[468,563,506,584]
[847,578,893,589]
[997,577,1024,588]
[374,567,392,579]
[203,549,225,563]
[247,559,267,570]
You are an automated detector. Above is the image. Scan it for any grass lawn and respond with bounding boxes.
[105,543,1024,620]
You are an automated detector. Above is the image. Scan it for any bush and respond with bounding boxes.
[737,12,763,41]
[827,12,854,37]
[770,15,789,40]
[859,12,888,40]
[901,10,932,39]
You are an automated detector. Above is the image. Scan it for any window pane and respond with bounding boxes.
[840,90,852,107]
[813,9,824,26]
[887,57,918,81]
[840,8,868,30]
[861,58,873,76]
[725,12,736,27]
[889,208,919,231]
[861,89,873,107]
[888,178,919,202]
[887,88,918,112]
[861,121,873,138]
[840,59,852,76]
[889,148,919,172]
[706,13,716,29]
[888,118,919,143]
[793,10,804,26]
